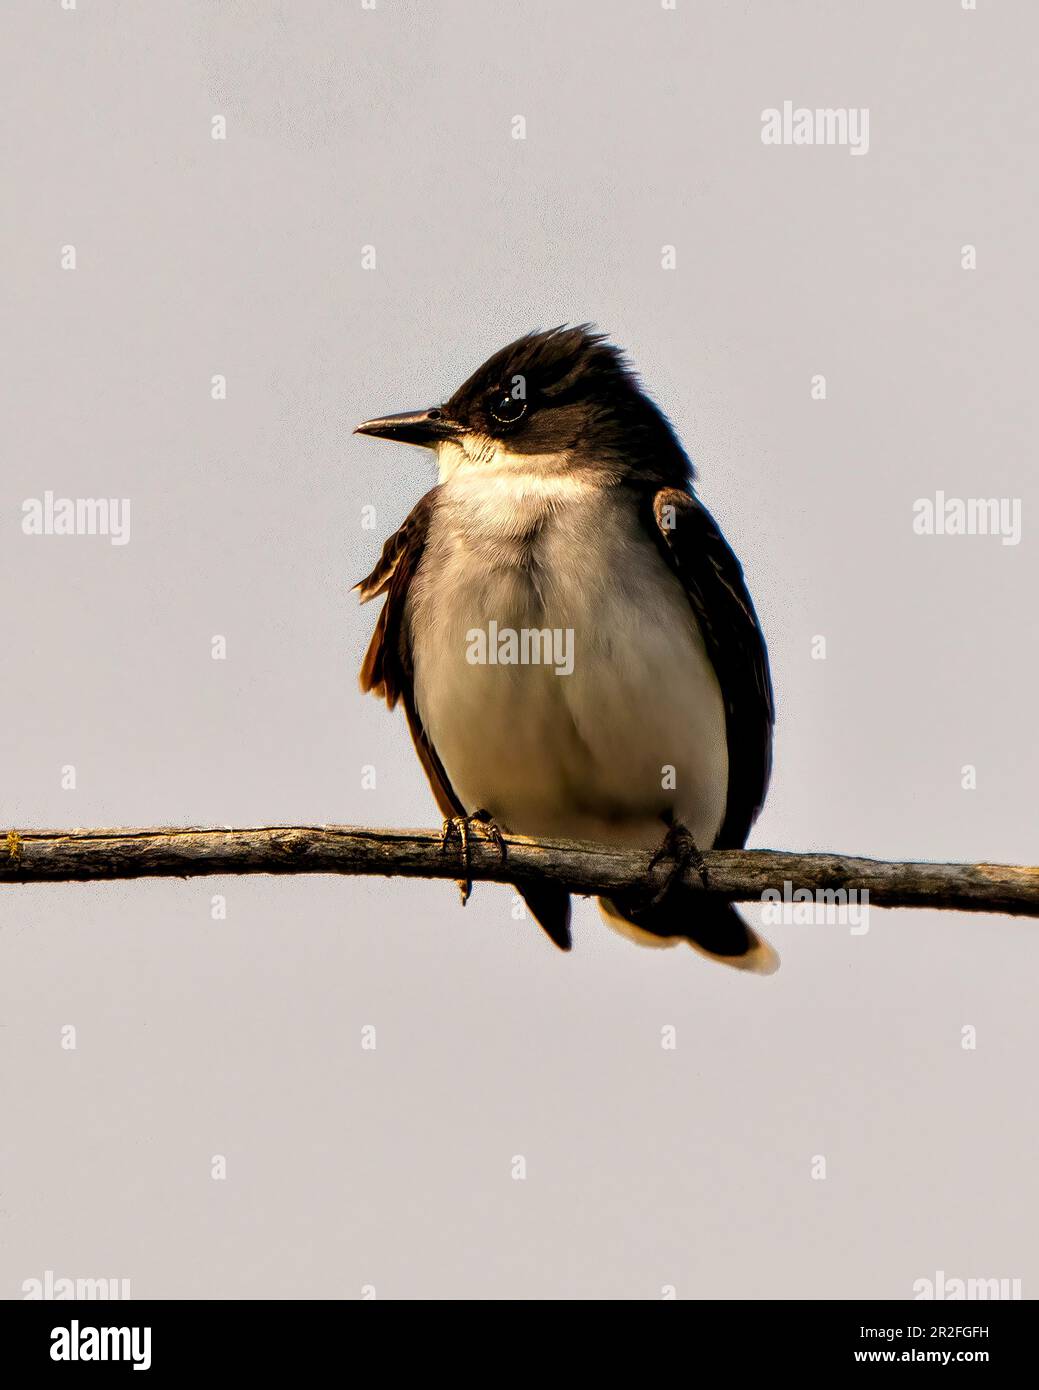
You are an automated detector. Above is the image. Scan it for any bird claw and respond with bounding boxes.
[440,816,472,903]
[646,822,708,906]
[440,811,507,906]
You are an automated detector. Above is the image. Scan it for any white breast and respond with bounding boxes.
[405,457,729,851]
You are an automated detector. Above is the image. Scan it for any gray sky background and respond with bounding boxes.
[2,0,1038,1299]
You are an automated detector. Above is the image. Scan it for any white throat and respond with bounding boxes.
[434,435,605,521]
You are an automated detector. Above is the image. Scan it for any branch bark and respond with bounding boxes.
[1,825,1037,916]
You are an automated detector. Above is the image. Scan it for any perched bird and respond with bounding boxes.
[355,326,777,972]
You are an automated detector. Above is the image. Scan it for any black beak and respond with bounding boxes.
[354,407,460,448]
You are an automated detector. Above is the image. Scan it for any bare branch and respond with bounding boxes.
[1,825,1037,917]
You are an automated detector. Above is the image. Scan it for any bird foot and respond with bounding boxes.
[646,822,709,906]
[440,810,507,905]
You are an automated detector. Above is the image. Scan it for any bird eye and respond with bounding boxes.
[488,392,528,426]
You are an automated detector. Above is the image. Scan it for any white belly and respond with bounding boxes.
[406,472,729,850]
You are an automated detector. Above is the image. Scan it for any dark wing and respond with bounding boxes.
[356,488,463,821]
[356,491,572,950]
[645,487,774,849]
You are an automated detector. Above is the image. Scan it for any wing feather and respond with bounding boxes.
[356,487,463,818]
[646,487,774,849]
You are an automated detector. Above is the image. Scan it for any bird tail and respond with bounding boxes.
[521,885,572,951]
[598,888,779,975]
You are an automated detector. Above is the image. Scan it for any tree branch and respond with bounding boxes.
[1,825,1037,916]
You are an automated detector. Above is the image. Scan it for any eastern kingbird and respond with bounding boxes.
[355,326,777,972]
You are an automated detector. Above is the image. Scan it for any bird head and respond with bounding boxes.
[354,325,693,486]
